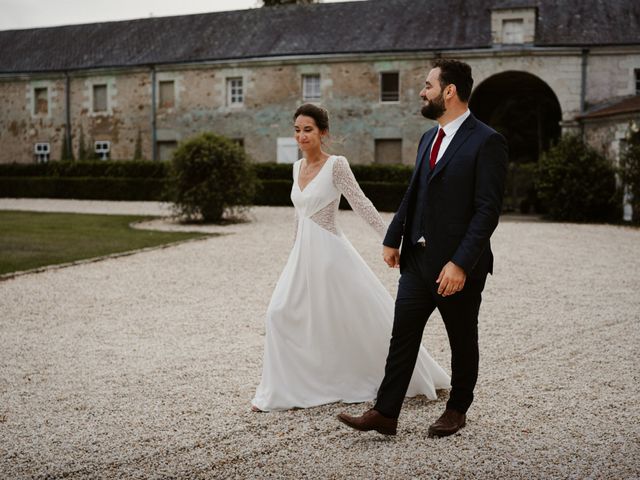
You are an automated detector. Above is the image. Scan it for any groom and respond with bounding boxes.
[338,59,508,437]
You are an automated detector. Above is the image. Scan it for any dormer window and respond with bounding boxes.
[502,19,524,44]
[491,7,536,46]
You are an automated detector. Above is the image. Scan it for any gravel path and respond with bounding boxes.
[1,199,639,479]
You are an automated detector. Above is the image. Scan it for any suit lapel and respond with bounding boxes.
[409,127,438,189]
[428,114,477,184]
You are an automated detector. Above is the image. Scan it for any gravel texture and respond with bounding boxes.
[1,199,639,479]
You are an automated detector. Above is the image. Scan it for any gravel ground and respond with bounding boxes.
[1,199,639,479]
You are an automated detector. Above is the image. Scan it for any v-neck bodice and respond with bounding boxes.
[291,156,340,218]
[297,156,332,193]
[290,155,386,239]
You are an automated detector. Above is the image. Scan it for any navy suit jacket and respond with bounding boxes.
[383,113,508,279]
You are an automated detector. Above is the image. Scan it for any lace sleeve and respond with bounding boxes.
[332,156,386,239]
[292,162,298,243]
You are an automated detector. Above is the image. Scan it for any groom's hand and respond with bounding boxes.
[436,261,466,296]
[382,246,400,268]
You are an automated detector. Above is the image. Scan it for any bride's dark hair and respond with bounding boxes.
[293,103,329,132]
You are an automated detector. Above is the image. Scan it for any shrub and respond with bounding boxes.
[503,162,544,214]
[166,133,256,222]
[536,135,619,222]
[252,162,413,183]
[253,179,294,206]
[0,176,164,200]
[339,181,407,212]
[619,126,640,224]
[350,164,412,183]
[0,161,168,178]
[251,162,411,212]
[253,163,292,181]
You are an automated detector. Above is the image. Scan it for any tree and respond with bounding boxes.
[619,123,640,223]
[166,133,257,222]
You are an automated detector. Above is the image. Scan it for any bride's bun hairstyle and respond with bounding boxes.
[294,103,330,132]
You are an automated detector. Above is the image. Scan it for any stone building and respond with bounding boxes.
[0,0,638,166]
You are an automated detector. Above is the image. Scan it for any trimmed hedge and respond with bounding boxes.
[1,158,552,214]
[254,179,294,206]
[253,162,413,183]
[0,160,411,212]
[252,163,411,211]
[346,181,407,212]
[0,176,165,201]
[0,161,168,179]
[253,179,407,212]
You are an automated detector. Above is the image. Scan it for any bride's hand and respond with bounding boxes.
[382,246,400,268]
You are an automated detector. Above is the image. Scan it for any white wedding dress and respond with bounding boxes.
[252,155,450,411]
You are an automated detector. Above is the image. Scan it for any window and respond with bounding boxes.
[94,140,110,160]
[227,77,243,105]
[502,19,524,44]
[157,141,178,161]
[635,69,640,95]
[231,138,245,150]
[34,143,50,163]
[277,138,300,164]
[159,80,175,109]
[375,139,402,165]
[93,84,108,112]
[380,72,399,102]
[34,87,48,115]
[302,74,321,101]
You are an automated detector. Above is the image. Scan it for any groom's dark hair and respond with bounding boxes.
[433,59,473,102]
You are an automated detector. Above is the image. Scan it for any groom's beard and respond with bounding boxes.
[421,92,446,120]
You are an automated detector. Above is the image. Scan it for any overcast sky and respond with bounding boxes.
[0,0,362,31]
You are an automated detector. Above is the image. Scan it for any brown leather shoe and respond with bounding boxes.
[428,409,466,438]
[337,408,397,435]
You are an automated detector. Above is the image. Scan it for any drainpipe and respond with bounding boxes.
[64,71,72,159]
[151,65,157,161]
[580,48,589,139]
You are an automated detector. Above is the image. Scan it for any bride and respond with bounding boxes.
[251,104,450,412]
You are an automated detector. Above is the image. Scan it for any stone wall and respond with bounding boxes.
[1,47,638,165]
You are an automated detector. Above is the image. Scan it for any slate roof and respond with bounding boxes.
[0,0,639,74]
[577,96,640,120]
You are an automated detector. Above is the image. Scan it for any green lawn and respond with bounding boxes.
[0,211,211,276]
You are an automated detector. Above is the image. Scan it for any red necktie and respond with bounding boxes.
[429,128,446,170]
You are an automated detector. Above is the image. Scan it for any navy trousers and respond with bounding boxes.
[374,243,486,418]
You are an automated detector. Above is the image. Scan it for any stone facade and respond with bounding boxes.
[1,1,639,165]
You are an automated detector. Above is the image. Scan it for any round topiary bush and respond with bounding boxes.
[166,133,256,222]
[536,135,620,222]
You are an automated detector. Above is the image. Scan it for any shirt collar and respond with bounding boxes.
[441,109,471,138]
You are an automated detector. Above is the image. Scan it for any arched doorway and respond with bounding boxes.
[469,71,562,212]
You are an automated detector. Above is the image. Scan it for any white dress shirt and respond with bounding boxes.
[430,109,471,165]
